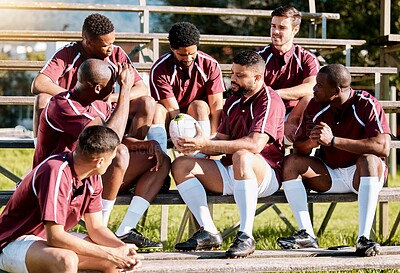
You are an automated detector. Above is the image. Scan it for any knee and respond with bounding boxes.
[282,153,304,173]
[171,157,192,184]
[232,149,253,170]
[114,144,130,171]
[132,96,156,115]
[56,251,79,273]
[187,100,209,118]
[356,154,382,173]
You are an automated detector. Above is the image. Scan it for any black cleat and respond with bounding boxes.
[277,229,319,249]
[226,231,255,258]
[355,236,381,257]
[175,227,222,251]
[118,228,163,252]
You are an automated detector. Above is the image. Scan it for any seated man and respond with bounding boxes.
[34,59,171,251]
[31,13,155,140]
[148,21,225,153]
[277,64,391,257]
[172,51,285,258]
[0,125,143,273]
[257,6,320,143]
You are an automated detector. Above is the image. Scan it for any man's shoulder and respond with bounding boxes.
[197,51,219,64]
[293,44,318,59]
[151,52,173,71]
[36,152,72,173]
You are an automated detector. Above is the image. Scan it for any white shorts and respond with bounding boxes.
[0,235,44,273]
[323,160,385,194]
[215,156,280,197]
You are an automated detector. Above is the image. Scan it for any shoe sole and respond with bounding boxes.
[176,245,221,252]
[226,250,255,259]
[277,241,318,250]
[137,246,163,253]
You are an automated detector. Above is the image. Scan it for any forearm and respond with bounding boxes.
[277,82,314,101]
[331,135,391,157]
[209,108,222,137]
[293,138,319,155]
[106,85,131,139]
[32,75,66,96]
[88,226,125,248]
[122,138,155,151]
[201,137,261,155]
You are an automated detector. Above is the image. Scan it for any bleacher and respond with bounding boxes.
[0,2,399,272]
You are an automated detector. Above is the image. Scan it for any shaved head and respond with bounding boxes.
[77,59,114,87]
[319,64,351,89]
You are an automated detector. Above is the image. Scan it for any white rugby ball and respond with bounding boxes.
[169,113,199,156]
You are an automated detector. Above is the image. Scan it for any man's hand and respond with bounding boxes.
[147,140,166,172]
[111,244,144,271]
[310,122,334,146]
[118,63,136,92]
[176,123,208,155]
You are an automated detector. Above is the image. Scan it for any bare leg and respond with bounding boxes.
[127,96,156,139]
[285,95,313,142]
[33,93,52,137]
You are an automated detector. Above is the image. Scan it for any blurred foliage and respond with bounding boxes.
[158,0,400,92]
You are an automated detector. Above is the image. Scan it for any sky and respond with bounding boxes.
[0,0,164,32]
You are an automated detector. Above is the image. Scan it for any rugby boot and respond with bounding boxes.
[355,236,381,257]
[277,229,319,249]
[175,227,222,251]
[225,231,255,258]
[118,228,163,252]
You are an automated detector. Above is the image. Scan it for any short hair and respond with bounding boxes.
[82,13,114,40]
[77,59,113,87]
[168,22,200,49]
[319,64,351,88]
[76,126,120,158]
[272,6,302,27]
[233,51,265,74]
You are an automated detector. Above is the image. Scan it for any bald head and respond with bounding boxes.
[318,64,351,89]
[77,59,114,88]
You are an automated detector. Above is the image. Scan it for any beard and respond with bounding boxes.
[231,82,252,96]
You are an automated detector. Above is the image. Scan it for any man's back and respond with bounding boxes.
[33,90,111,167]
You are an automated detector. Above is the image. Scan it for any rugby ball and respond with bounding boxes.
[169,113,199,156]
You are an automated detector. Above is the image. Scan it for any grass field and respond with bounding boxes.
[1,149,400,272]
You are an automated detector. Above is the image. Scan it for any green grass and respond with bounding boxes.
[1,149,400,272]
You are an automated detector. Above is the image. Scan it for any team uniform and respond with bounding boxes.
[257,44,320,111]
[33,90,111,167]
[39,41,142,89]
[0,152,102,273]
[216,84,285,196]
[296,89,391,192]
[149,50,225,113]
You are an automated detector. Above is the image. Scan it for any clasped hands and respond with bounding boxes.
[309,122,334,146]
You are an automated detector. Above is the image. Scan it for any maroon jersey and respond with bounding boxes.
[33,90,111,167]
[296,89,391,169]
[0,152,103,251]
[39,41,142,90]
[149,50,225,112]
[218,84,285,182]
[257,44,320,109]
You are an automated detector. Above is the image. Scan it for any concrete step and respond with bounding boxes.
[77,246,400,272]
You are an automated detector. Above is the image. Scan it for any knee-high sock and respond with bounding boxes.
[233,179,258,237]
[176,178,218,234]
[116,196,150,236]
[102,199,116,227]
[197,120,211,139]
[358,177,380,239]
[147,124,168,154]
[283,179,316,238]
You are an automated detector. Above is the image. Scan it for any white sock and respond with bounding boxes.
[197,120,211,139]
[233,179,258,237]
[283,179,316,238]
[116,196,150,236]
[102,199,116,227]
[147,124,168,154]
[176,178,218,234]
[358,176,381,239]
